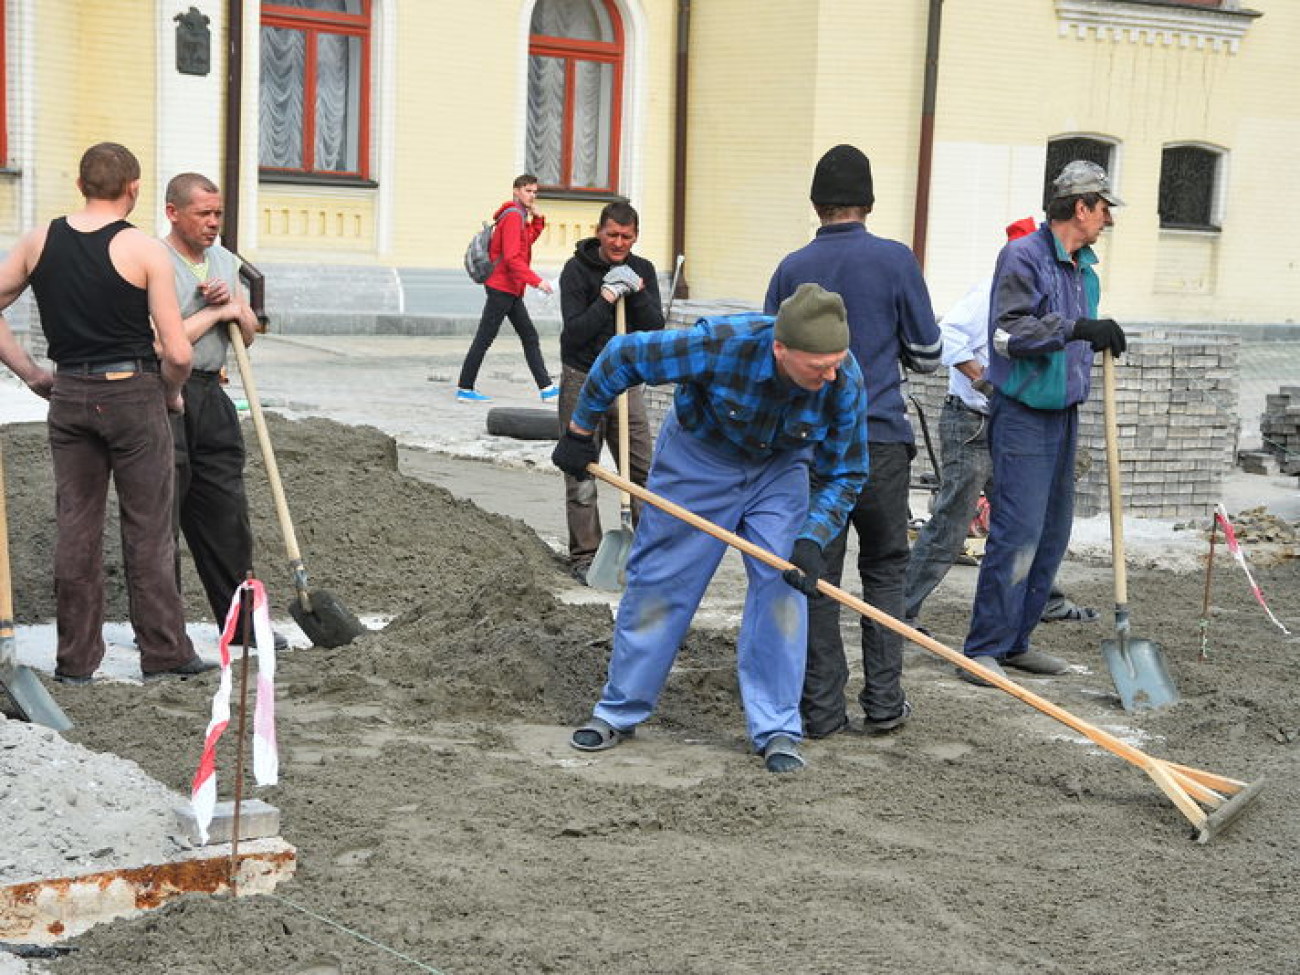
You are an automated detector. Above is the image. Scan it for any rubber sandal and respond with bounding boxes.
[1040,600,1100,623]
[762,734,807,774]
[570,717,634,752]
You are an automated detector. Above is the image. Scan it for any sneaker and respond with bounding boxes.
[53,671,94,686]
[1004,648,1070,675]
[862,700,912,735]
[143,655,219,682]
[539,383,560,401]
[456,388,491,403]
[956,655,1007,687]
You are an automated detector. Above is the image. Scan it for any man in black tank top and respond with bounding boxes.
[0,142,213,683]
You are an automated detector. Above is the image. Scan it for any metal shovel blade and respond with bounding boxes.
[0,658,73,732]
[586,527,633,592]
[288,588,368,648]
[1101,633,1178,713]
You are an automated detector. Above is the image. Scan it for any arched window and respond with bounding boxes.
[1159,145,1223,232]
[527,0,624,194]
[1043,136,1117,210]
[260,0,372,179]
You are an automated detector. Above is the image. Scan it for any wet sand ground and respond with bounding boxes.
[3,414,1297,975]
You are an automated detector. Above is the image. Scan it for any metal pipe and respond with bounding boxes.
[223,0,245,252]
[670,0,690,300]
[910,0,943,268]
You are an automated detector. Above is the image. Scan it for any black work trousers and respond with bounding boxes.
[172,372,254,627]
[803,441,913,732]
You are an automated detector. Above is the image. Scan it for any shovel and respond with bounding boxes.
[585,297,634,591]
[584,463,1261,842]
[1099,351,1178,712]
[0,439,71,731]
[227,324,367,648]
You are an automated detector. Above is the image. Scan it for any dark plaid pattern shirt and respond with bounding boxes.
[572,314,869,548]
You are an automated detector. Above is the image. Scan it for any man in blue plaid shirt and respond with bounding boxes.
[552,283,868,773]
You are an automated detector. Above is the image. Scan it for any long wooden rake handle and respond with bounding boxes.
[585,462,1260,839]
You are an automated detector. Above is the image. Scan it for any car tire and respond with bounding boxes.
[485,406,561,441]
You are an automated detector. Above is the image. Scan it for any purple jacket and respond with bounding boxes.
[986,223,1100,409]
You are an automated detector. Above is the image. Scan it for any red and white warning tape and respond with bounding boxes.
[190,579,280,845]
[1214,504,1291,636]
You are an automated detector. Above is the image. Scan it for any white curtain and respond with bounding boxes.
[259,26,305,168]
[315,33,357,172]
[527,55,565,185]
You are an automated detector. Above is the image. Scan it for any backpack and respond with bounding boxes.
[464,205,524,284]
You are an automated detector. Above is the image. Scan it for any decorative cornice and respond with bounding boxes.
[1056,0,1262,54]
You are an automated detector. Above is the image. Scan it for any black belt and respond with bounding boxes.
[188,369,224,381]
[57,358,159,376]
[945,394,987,417]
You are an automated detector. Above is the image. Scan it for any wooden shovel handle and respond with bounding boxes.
[615,297,630,508]
[584,462,1165,774]
[227,323,303,564]
[0,439,14,637]
[1102,351,1128,607]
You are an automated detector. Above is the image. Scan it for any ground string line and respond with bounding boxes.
[266,893,448,974]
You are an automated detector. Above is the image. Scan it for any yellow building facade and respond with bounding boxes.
[1,0,1295,326]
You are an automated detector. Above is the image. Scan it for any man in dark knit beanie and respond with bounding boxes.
[767,143,941,740]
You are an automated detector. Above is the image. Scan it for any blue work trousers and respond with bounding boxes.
[592,410,810,751]
[963,394,1077,658]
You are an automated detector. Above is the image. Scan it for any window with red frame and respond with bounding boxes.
[259,0,371,179]
[527,0,624,194]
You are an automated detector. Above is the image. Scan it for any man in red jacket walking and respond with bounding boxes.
[456,174,559,403]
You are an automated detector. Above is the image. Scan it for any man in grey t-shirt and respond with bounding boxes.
[163,172,282,648]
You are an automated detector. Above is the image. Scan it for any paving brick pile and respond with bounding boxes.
[1255,385,1300,476]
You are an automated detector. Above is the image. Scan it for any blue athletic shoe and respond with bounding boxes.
[539,383,560,401]
[456,388,491,403]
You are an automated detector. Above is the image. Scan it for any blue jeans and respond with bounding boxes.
[803,441,911,731]
[591,410,811,751]
[963,394,1077,658]
[903,399,991,621]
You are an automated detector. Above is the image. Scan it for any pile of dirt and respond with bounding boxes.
[3,417,1298,975]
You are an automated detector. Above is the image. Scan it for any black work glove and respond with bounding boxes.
[782,538,825,597]
[551,428,599,480]
[1071,317,1127,357]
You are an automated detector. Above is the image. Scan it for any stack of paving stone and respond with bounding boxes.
[1074,329,1239,519]
[1256,386,1300,475]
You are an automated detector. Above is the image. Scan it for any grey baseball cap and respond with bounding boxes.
[1051,160,1124,206]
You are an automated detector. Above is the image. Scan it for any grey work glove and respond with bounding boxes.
[602,265,643,293]
[602,279,634,300]
[782,539,826,597]
[1071,317,1127,357]
[551,429,599,480]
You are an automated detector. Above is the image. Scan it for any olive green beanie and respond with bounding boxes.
[774,283,850,354]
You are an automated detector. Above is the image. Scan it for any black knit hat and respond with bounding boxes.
[810,144,874,207]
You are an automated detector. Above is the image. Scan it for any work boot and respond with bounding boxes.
[143,655,219,682]
[956,655,1007,687]
[1004,648,1070,674]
